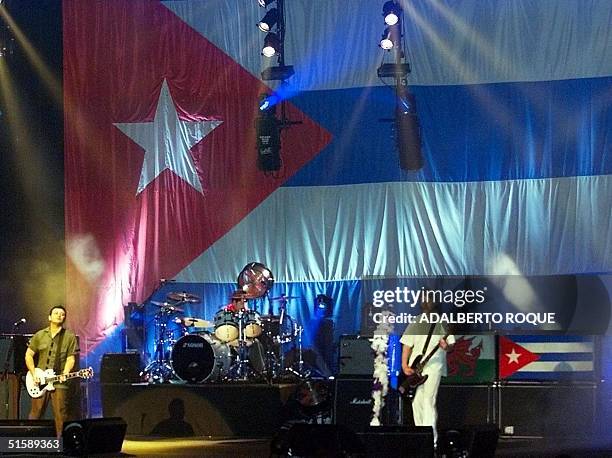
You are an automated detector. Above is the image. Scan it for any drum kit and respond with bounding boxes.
[141,263,309,384]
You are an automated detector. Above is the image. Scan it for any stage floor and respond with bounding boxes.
[115,436,612,457]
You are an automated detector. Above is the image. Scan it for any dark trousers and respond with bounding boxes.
[29,388,69,437]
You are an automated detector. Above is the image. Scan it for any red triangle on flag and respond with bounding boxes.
[498,336,540,378]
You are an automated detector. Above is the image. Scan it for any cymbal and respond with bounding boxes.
[151,301,185,313]
[231,290,249,300]
[167,292,201,303]
[180,317,213,328]
[269,295,299,301]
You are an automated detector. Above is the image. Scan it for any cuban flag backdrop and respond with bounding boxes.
[63,0,612,378]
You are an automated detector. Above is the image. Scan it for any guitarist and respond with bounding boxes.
[400,298,454,448]
[25,305,79,437]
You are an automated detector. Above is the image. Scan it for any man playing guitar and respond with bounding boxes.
[25,305,79,437]
[400,298,454,448]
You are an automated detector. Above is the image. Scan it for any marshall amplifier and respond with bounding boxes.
[338,335,374,376]
[333,378,399,431]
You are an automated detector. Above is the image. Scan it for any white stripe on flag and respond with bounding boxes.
[520,361,594,372]
[521,342,593,353]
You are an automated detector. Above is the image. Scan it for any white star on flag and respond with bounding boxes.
[506,347,521,364]
[114,79,222,195]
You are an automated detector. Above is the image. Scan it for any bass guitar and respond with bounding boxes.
[398,333,450,398]
[26,367,94,398]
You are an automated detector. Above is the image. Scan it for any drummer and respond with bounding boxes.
[226,290,248,313]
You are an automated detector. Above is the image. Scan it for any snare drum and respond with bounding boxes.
[243,310,262,338]
[214,309,239,342]
[171,333,231,383]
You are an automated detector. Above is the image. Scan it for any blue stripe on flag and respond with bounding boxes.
[287,77,612,186]
[537,353,594,362]
[509,335,593,343]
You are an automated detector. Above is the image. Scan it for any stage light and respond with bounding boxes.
[259,93,280,111]
[258,0,275,7]
[396,93,423,171]
[383,1,401,26]
[380,28,394,50]
[256,95,282,171]
[314,294,334,314]
[262,32,280,57]
[261,64,294,81]
[257,8,278,32]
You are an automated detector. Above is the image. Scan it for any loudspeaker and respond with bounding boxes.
[357,426,434,457]
[437,385,492,430]
[0,419,55,436]
[439,425,498,458]
[62,417,127,455]
[334,378,397,431]
[463,424,499,457]
[271,423,363,457]
[499,383,596,437]
[100,352,141,383]
[338,335,374,376]
[0,334,31,373]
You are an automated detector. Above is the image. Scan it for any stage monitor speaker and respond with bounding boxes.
[357,426,434,458]
[100,352,142,383]
[271,423,363,457]
[62,417,127,456]
[0,419,55,436]
[338,335,374,376]
[439,425,498,458]
[464,424,499,457]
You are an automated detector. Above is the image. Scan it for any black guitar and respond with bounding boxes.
[398,333,450,398]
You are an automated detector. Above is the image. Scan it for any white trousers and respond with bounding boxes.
[411,370,442,445]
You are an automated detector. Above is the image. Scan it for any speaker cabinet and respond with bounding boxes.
[100,352,142,383]
[437,384,493,430]
[499,383,596,437]
[334,378,399,431]
[62,417,127,455]
[338,335,374,376]
[0,334,31,374]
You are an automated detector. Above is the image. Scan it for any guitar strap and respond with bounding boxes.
[53,328,65,375]
[420,322,436,356]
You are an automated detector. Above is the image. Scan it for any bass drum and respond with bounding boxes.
[171,333,231,383]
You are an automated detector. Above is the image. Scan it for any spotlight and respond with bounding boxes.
[380,28,394,50]
[259,93,280,111]
[257,8,278,32]
[383,1,401,26]
[256,95,281,171]
[262,32,280,57]
[258,0,275,7]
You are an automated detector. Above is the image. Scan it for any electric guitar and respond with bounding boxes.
[398,333,450,398]
[26,367,94,398]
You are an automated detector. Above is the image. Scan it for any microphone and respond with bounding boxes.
[13,318,26,327]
